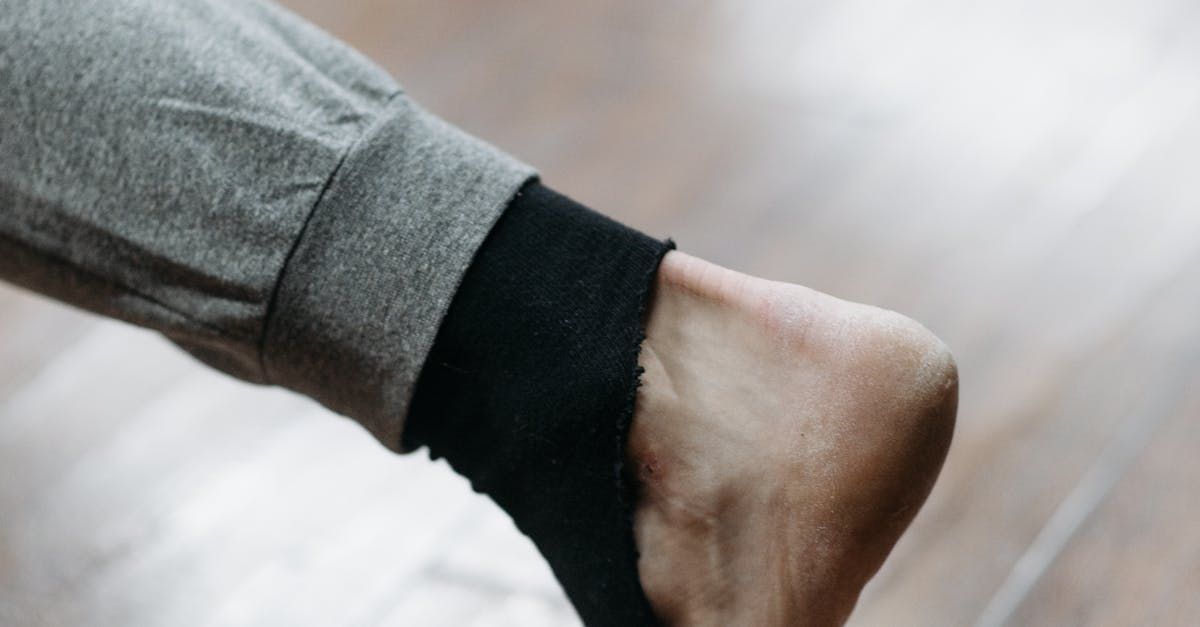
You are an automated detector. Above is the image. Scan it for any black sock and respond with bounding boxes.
[403,180,672,626]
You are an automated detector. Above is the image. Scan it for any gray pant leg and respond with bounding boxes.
[0,0,535,450]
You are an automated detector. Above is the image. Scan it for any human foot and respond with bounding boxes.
[627,251,958,626]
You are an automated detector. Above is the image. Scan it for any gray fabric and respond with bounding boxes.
[0,0,535,450]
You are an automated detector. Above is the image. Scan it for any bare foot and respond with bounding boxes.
[628,251,958,626]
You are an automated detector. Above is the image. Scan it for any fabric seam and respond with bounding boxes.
[256,91,404,384]
[390,173,539,451]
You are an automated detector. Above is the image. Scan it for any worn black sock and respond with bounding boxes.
[403,180,672,626]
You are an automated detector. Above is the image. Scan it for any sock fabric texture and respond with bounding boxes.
[403,181,673,626]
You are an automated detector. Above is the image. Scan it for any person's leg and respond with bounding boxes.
[1,1,662,623]
[1,1,958,625]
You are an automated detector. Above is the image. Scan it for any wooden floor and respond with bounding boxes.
[3,0,1199,625]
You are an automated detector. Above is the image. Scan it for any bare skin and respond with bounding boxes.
[628,251,958,626]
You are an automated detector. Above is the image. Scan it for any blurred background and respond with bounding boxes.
[2,0,1199,625]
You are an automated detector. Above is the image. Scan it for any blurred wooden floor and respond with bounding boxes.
[3,0,1200,625]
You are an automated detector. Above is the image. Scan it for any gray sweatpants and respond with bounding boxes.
[0,0,535,450]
